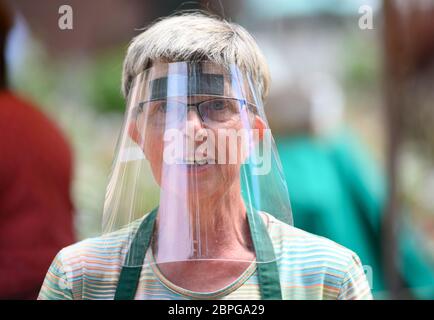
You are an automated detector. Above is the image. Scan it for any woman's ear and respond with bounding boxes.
[254,115,267,141]
[128,120,142,145]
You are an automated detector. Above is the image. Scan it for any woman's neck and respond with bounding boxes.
[154,178,254,261]
[188,188,251,257]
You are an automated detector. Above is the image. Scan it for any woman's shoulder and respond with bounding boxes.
[58,216,144,266]
[264,212,361,267]
[263,213,371,299]
[39,217,146,300]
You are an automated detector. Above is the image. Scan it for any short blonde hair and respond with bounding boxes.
[121,11,271,101]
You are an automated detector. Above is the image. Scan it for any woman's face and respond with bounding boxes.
[128,63,265,200]
[133,96,254,199]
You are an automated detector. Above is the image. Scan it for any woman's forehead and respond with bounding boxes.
[148,61,229,78]
[136,62,250,100]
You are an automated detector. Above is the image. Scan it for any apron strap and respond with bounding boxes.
[246,207,282,299]
[114,207,282,300]
[114,208,158,300]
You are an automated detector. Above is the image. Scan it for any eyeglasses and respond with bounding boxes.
[135,97,257,128]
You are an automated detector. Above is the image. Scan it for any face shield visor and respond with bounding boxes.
[102,61,293,283]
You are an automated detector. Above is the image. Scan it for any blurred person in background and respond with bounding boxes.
[273,73,434,299]
[0,1,75,299]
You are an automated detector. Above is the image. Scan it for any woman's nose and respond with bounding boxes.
[180,108,207,146]
[185,107,204,130]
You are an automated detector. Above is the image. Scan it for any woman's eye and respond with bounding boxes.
[136,103,144,114]
[156,102,168,113]
[209,100,226,111]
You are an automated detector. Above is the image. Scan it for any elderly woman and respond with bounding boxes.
[38,12,372,300]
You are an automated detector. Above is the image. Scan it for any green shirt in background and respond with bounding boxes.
[276,130,434,299]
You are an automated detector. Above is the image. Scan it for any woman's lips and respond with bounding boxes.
[174,158,216,165]
[185,163,213,171]
[176,160,217,174]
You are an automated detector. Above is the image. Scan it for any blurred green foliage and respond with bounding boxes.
[340,31,381,90]
[86,47,126,113]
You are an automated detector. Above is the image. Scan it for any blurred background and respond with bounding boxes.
[0,0,433,299]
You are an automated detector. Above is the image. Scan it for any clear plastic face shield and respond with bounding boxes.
[102,61,293,270]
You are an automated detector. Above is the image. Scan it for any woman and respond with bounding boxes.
[38,12,372,300]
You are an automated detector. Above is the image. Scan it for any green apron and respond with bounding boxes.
[114,207,282,300]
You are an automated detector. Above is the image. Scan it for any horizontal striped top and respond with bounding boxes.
[38,212,372,300]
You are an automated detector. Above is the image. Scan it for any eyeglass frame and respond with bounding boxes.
[132,97,259,127]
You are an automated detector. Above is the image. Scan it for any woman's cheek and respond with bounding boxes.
[144,131,165,182]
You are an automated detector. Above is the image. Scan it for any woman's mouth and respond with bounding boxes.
[176,157,216,166]
[175,158,217,173]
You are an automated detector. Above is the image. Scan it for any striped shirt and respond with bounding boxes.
[38,213,372,300]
